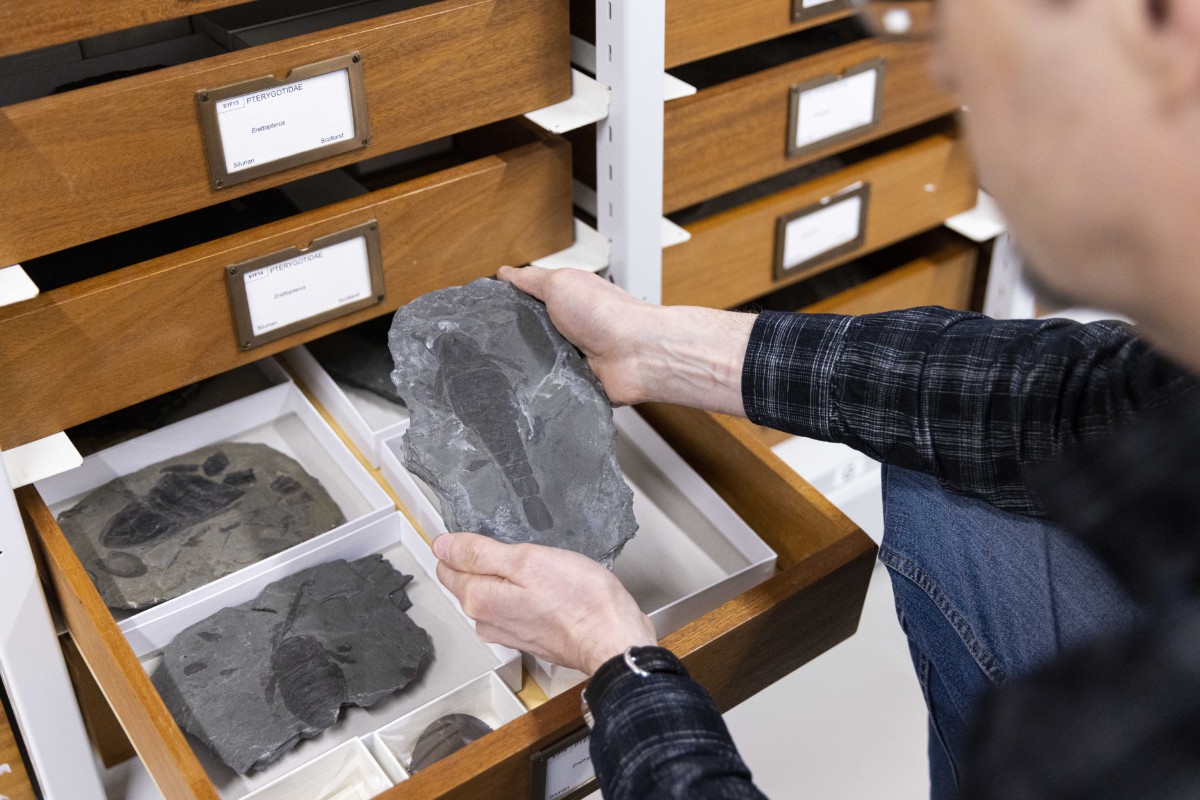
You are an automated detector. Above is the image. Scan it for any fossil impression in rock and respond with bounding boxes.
[152,556,431,774]
[409,713,493,772]
[57,442,345,610]
[388,279,637,566]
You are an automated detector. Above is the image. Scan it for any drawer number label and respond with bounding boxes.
[788,59,886,158]
[226,221,385,350]
[774,183,871,280]
[531,728,598,800]
[198,53,370,190]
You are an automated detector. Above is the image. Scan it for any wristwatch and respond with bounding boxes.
[580,646,686,729]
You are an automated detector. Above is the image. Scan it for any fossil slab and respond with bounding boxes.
[308,317,405,407]
[410,713,493,772]
[58,442,346,610]
[388,278,637,566]
[152,555,432,775]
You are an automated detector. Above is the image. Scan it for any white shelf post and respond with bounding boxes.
[595,0,667,304]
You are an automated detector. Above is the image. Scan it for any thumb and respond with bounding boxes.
[497,265,552,303]
[433,533,523,577]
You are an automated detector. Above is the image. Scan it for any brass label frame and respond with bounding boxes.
[529,726,598,800]
[225,221,384,351]
[197,52,370,190]
[792,0,855,24]
[787,57,887,160]
[773,183,872,282]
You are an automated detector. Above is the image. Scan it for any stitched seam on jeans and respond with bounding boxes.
[880,546,1008,684]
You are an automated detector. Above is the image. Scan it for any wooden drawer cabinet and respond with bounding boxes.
[572,0,856,68]
[664,126,978,309]
[16,401,874,800]
[665,33,958,212]
[0,0,570,266]
[0,123,573,452]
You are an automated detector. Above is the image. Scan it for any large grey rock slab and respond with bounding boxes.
[410,713,493,772]
[58,442,346,610]
[388,278,637,566]
[308,317,405,406]
[152,555,432,774]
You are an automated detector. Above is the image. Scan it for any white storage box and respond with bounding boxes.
[136,514,520,799]
[282,344,408,468]
[380,406,778,696]
[37,380,394,658]
[367,671,526,782]
[241,739,391,800]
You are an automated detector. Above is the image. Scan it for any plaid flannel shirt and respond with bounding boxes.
[588,307,1196,799]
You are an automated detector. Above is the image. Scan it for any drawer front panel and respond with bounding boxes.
[665,38,958,212]
[664,130,978,309]
[0,689,37,800]
[803,235,978,316]
[570,0,854,68]
[0,133,572,451]
[19,402,873,800]
[0,0,570,266]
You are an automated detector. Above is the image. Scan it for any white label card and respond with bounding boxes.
[242,235,372,337]
[216,68,356,174]
[543,735,596,800]
[794,67,880,151]
[781,194,864,272]
[803,0,840,6]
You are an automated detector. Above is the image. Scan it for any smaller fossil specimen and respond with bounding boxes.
[152,556,432,774]
[409,714,494,772]
[58,442,345,610]
[308,317,406,407]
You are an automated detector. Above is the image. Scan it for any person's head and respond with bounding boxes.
[933,0,1200,368]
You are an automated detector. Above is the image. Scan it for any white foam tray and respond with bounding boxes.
[379,406,778,696]
[367,671,526,783]
[37,379,394,658]
[136,514,520,799]
[282,344,409,468]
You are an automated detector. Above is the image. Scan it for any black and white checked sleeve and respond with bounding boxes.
[742,307,1195,515]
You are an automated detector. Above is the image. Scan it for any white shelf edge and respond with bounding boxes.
[531,218,611,273]
[0,265,38,307]
[3,432,82,490]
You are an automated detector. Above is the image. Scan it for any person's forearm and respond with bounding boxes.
[633,306,756,416]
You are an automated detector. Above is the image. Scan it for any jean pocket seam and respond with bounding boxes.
[880,545,1008,685]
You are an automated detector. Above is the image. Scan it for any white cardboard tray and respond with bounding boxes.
[37,380,394,658]
[137,514,519,799]
[367,670,526,782]
[282,344,408,468]
[379,406,778,696]
[241,739,391,800]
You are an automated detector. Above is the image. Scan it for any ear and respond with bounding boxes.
[1109,0,1200,107]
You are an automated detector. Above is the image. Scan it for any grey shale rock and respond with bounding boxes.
[409,714,493,772]
[389,279,637,566]
[308,317,406,406]
[152,556,432,774]
[58,442,346,610]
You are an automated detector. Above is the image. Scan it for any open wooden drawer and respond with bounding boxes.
[0,0,570,266]
[16,398,875,799]
[665,24,958,212]
[571,0,857,68]
[664,123,979,309]
[0,121,573,452]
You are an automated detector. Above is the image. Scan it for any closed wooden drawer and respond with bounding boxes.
[0,0,570,267]
[17,399,874,800]
[665,28,958,212]
[664,125,978,309]
[0,122,573,452]
[572,0,856,68]
[0,0,246,56]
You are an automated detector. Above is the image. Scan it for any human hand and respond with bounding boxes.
[498,265,657,405]
[498,265,755,416]
[433,532,656,675]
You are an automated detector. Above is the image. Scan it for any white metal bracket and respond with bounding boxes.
[945,190,1007,243]
[524,69,611,134]
[0,265,38,307]
[531,218,612,273]
[3,432,83,490]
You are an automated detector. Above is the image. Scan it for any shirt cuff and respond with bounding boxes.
[742,310,854,439]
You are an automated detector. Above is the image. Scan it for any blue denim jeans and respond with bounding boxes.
[878,466,1139,800]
